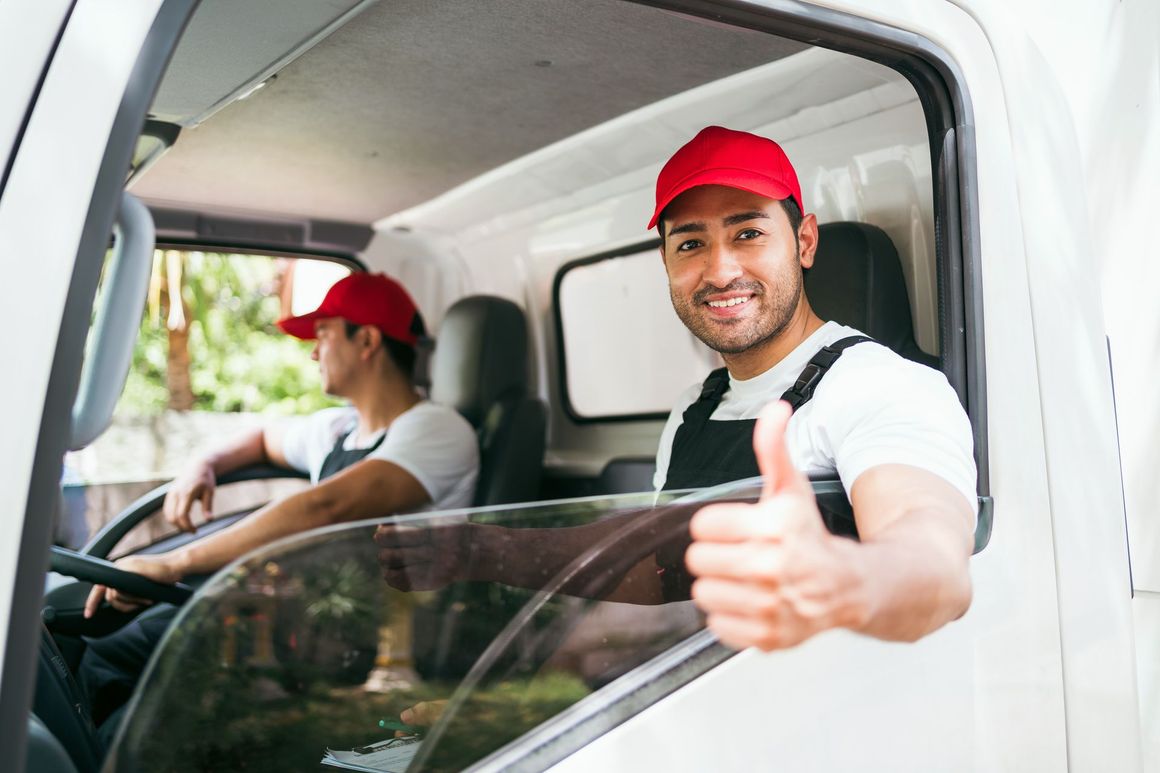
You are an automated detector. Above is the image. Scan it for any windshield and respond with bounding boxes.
[104,481,762,772]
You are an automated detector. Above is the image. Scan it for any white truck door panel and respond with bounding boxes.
[0,0,170,761]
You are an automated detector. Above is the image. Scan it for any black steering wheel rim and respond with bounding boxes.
[50,546,194,606]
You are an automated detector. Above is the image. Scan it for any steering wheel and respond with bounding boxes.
[82,464,308,559]
[49,546,193,606]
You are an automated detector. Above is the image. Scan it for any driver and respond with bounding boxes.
[79,271,479,735]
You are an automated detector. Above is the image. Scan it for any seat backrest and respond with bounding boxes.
[807,222,938,368]
[26,714,81,773]
[597,456,657,496]
[429,296,546,506]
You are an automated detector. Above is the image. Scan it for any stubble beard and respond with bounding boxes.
[671,264,803,356]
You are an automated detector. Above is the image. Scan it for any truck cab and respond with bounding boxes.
[1,1,1157,771]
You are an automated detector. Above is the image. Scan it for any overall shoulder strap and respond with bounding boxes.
[779,335,874,412]
[676,367,731,432]
[330,427,354,453]
[697,367,731,402]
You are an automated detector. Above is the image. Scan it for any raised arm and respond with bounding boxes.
[685,401,973,650]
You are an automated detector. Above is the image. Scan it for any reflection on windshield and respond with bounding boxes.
[105,483,761,772]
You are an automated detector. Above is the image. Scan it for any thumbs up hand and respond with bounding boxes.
[685,400,867,651]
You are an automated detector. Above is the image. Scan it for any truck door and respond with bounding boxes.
[0,0,192,766]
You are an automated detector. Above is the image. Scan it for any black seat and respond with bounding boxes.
[807,221,938,368]
[429,295,546,506]
[596,456,656,496]
[25,714,81,773]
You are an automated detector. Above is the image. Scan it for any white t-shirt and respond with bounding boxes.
[281,401,479,512]
[653,321,977,514]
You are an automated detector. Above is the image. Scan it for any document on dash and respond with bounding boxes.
[321,735,422,772]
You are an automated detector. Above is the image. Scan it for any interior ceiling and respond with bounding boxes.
[132,0,806,225]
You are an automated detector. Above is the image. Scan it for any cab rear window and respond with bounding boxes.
[554,244,721,421]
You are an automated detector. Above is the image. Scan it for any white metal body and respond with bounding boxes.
[0,1,1156,770]
[0,0,165,721]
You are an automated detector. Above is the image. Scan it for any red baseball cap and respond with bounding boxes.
[277,272,421,345]
[648,126,804,230]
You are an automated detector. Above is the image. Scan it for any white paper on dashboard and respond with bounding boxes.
[320,735,423,772]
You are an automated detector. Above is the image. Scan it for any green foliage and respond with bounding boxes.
[119,252,342,417]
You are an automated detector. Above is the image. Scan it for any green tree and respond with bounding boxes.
[119,251,343,417]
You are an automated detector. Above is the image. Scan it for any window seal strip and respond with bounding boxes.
[152,239,366,273]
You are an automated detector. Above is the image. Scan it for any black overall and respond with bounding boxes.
[657,335,871,600]
[318,427,386,481]
[81,423,385,743]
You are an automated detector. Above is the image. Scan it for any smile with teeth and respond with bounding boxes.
[706,296,751,308]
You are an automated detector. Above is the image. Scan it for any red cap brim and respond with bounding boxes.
[648,169,798,230]
[277,310,326,340]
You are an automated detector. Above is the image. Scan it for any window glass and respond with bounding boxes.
[108,482,763,772]
[558,249,720,419]
[62,253,351,552]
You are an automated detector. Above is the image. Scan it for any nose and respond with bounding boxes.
[311,341,320,361]
[700,241,744,288]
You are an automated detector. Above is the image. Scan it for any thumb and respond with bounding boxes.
[84,584,106,619]
[754,400,809,501]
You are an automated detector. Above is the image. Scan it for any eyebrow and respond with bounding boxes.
[666,210,770,237]
[723,210,770,226]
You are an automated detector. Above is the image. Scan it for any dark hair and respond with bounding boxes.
[779,197,802,248]
[345,311,427,382]
[657,196,803,247]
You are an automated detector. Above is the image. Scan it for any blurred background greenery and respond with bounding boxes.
[119,250,343,417]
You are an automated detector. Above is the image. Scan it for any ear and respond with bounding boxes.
[361,326,383,360]
[797,213,819,269]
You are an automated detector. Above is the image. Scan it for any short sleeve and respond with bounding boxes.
[368,403,479,508]
[815,349,977,515]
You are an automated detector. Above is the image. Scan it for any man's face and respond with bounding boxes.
[311,317,360,396]
[660,185,813,355]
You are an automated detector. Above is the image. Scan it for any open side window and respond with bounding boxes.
[65,251,355,559]
[550,3,989,556]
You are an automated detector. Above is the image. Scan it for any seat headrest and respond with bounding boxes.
[429,296,529,426]
[806,222,935,367]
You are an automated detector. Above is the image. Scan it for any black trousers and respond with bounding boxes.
[77,603,179,745]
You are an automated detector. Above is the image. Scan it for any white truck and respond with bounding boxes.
[1,0,1157,770]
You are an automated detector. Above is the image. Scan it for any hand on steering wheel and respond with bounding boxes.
[83,553,184,616]
[54,550,190,617]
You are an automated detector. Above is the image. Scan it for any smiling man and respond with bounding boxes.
[650,126,978,649]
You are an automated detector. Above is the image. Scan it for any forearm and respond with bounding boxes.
[843,509,973,641]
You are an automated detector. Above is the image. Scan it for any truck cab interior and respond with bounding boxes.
[26,0,989,771]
